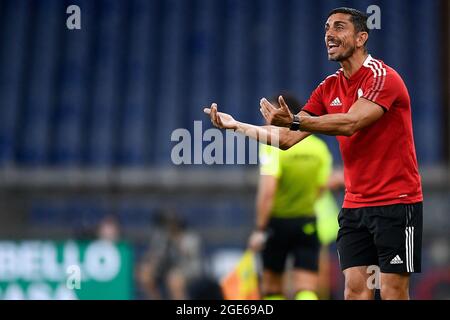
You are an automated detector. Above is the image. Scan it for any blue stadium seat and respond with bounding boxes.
[51,0,95,166]
[84,0,125,166]
[118,0,154,166]
[0,0,444,168]
[16,0,63,166]
[0,1,28,166]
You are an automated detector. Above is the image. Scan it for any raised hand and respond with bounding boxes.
[259,95,294,128]
[203,103,238,130]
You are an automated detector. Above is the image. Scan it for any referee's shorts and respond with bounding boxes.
[336,202,423,273]
[262,216,320,273]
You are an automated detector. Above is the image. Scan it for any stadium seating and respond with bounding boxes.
[0,0,444,168]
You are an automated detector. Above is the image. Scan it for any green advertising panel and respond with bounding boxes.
[0,240,133,300]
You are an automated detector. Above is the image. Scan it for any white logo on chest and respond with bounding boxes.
[357,88,363,98]
[330,97,342,106]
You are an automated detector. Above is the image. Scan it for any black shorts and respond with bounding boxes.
[336,202,423,273]
[262,216,320,273]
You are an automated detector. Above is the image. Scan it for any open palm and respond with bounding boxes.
[204,103,238,130]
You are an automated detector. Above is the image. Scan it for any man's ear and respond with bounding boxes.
[356,32,369,49]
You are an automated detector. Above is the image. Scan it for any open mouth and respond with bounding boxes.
[327,41,340,54]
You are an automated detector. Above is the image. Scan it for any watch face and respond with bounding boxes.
[290,122,300,131]
[290,115,300,130]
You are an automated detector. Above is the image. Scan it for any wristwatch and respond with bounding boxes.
[289,114,301,131]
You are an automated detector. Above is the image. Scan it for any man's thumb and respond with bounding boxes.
[278,95,290,112]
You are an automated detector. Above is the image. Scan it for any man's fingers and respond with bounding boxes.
[204,107,218,127]
[260,98,275,110]
[260,98,274,116]
[209,103,223,128]
[211,104,218,123]
[205,103,230,129]
[260,108,269,121]
[216,113,224,127]
[278,95,290,113]
[259,108,265,118]
[204,103,217,121]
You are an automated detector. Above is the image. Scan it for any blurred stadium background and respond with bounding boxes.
[0,0,448,299]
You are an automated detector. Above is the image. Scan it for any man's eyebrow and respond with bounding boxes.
[325,20,348,27]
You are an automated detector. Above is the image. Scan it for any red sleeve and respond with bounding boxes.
[362,69,402,111]
[302,83,327,116]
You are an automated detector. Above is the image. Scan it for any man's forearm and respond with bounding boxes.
[261,95,384,136]
[235,121,309,149]
[234,122,281,146]
[299,113,356,136]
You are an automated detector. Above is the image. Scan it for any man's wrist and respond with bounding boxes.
[289,114,301,131]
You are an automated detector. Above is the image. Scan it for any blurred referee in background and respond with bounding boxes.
[248,94,333,300]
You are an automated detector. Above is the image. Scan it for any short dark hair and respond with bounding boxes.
[269,93,303,115]
[328,7,369,37]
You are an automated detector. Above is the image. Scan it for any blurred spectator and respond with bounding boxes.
[186,276,224,300]
[137,208,203,300]
[97,215,121,242]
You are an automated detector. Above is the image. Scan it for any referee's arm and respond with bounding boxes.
[247,174,277,251]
